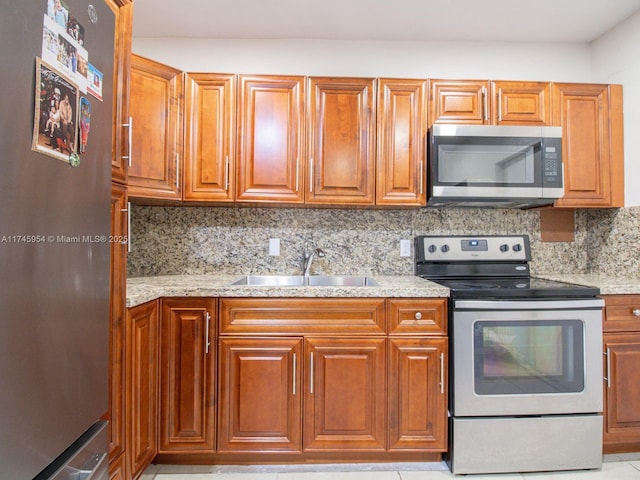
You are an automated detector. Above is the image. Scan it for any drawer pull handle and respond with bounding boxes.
[204,312,211,354]
[439,353,445,394]
[633,309,640,317]
[309,351,314,394]
[414,312,422,320]
[604,348,611,389]
[292,353,297,395]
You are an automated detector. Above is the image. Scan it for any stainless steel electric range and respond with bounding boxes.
[415,235,604,475]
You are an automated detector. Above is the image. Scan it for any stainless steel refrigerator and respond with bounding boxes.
[0,1,114,478]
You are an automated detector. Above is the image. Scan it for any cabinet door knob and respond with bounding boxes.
[414,312,422,320]
[633,309,640,317]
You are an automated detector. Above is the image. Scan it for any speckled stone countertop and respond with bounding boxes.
[126,275,450,308]
[536,274,640,295]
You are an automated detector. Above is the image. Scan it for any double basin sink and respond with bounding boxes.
[231,275,379,287]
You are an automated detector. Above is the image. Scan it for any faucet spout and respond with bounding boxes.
[303,241,325,276]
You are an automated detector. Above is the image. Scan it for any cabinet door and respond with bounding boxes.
[159,298,217,453]
[128,54,183,200]
[108,183,127,462]
[236,75,305,203]
[304,337,386,451]
[307,77,376,205]
[388,338,447,451]
[218,337,303,452]
[183,73,236,202]
[603,333,640,453]
[552,83,624,207]
[429,79,490,125]
[491,81,551,125]
[126,300,159,479]
[106,0,132,184]
[376,78,427,206]
[108,451,127,480]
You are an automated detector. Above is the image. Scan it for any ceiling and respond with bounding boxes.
[132,0,640,43]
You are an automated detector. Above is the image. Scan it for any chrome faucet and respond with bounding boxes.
[303,241,325,276]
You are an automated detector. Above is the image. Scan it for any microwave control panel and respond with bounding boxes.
[542,137,563,188]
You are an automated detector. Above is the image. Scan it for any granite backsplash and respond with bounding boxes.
[126,205,639,279]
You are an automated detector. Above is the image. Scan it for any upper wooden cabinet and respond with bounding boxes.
[429,79,552,126]
[552,83,624,208]
[429,79,490,125]
[491,81,551,125]
[236,75,305,203]
[124,57,624,209]
[376,78,427,206]
[128,54,183,200]
[107,0,132,185]
[183,73,236,202]
[307,77,376,205]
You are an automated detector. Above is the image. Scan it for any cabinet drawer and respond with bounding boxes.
[603,295,640,333]
[219,298,386,335]
[388,299,447,335]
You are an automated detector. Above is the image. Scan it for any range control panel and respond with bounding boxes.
[416,235,531,262]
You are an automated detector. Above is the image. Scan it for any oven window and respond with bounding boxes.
[437,143,536,185]
[473,320,584,394]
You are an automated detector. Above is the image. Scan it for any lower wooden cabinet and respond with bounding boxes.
[159,298,217,453]
[108,183,127,464]
[217,297,448,458]
[303,337,387,451]
[603,333,640,453]
[127,296,448,468]
[218,337,303,452]
[603,294,640,454]
[126,300,159,479]
[388,337,448,451]
[108,451,127,480]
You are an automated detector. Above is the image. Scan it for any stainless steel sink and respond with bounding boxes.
[230,275,378,287]
[230,275,306,286]
[306,275,378,286]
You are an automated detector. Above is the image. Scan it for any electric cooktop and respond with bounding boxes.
[415,235,600,300]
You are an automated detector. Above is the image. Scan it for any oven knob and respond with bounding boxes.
[441,244,450,253]
[513,244,523,252]
[428,244,437,253]
[500,244,509,252]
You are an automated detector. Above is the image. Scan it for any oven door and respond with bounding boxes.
[451,299,603,417]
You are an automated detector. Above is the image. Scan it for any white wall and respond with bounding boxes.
[132,38,591,81]
[591,9,640,207]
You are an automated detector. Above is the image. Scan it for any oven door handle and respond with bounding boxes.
[454,299,605,310]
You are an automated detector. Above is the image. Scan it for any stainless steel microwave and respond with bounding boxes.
[427,125,563,208]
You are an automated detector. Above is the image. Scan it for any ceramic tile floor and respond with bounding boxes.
[142,457,640,480]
